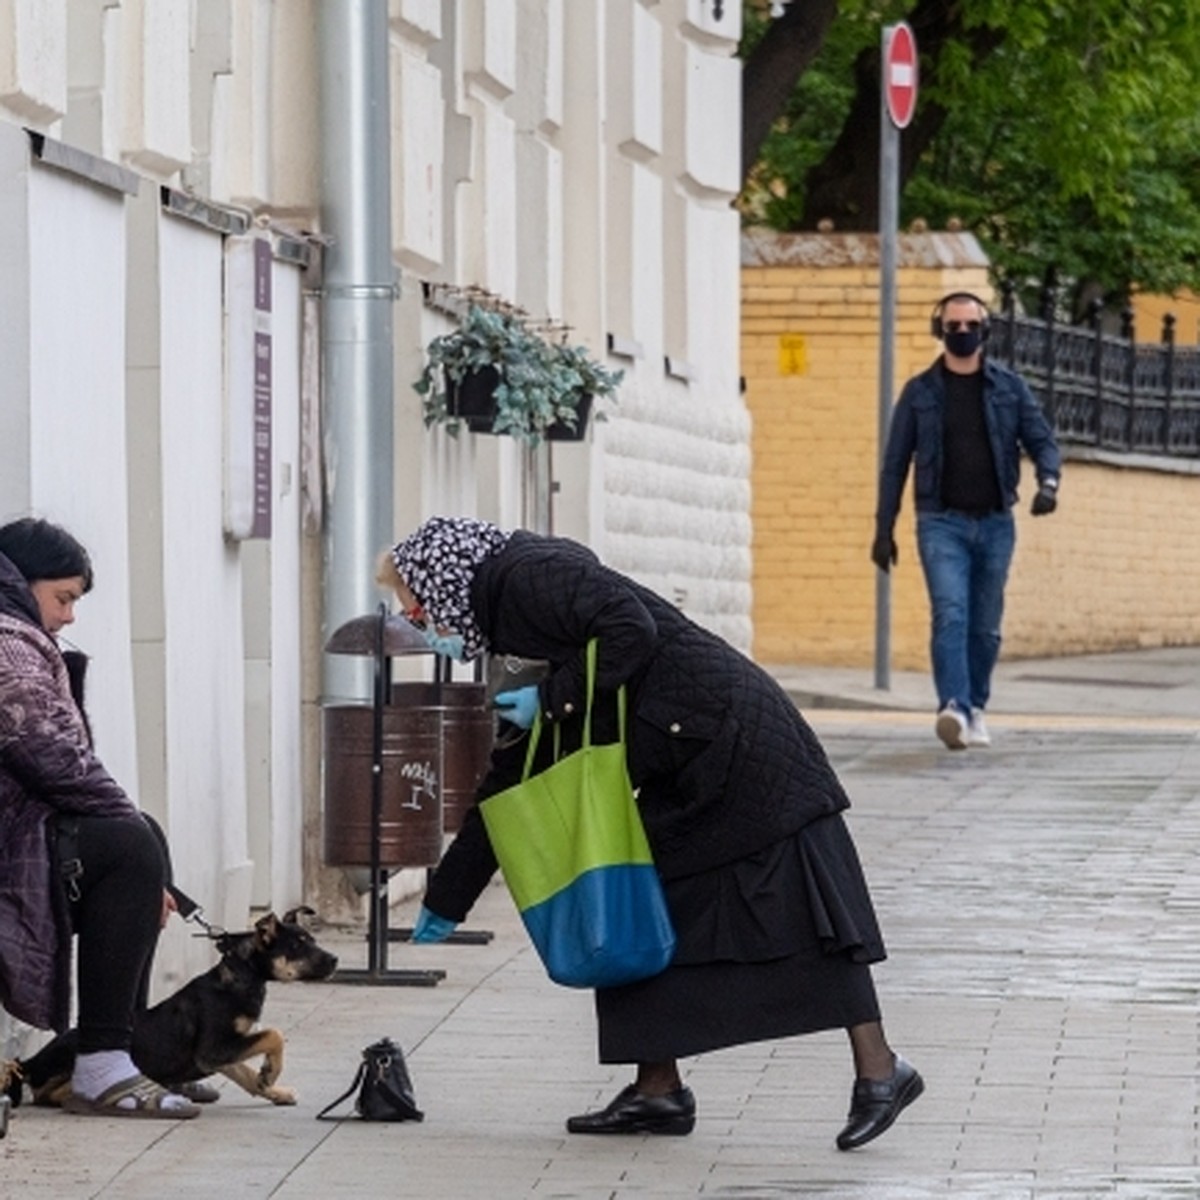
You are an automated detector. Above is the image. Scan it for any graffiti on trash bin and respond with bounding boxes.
[400,760,438,811]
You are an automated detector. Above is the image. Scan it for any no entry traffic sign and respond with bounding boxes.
[883,22,918,130]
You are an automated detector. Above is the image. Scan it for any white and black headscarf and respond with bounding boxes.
[390,516,512,661]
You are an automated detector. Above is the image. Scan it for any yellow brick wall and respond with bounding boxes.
[1133,288,1200,345]
[1004,461,1200,658]
[742,232,1200,668]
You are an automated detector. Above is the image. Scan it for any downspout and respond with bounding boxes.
[319,0,396,702]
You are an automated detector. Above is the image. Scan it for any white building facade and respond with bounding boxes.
[0,0,749,1028]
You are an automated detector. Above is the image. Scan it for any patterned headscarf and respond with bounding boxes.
[390,516,512,661]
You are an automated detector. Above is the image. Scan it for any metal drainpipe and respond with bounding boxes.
[319,0,396,703]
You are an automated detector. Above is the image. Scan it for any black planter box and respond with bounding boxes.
[546,392,592,442]
[445,372,593,442]
[446,366,501,433]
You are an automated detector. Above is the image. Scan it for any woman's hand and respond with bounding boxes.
[160,888,178,929]
[411,905,459,943]
[492,685,540,729]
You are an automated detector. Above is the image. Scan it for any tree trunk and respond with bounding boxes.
[741,0,838,182]
[796,1,1007,230]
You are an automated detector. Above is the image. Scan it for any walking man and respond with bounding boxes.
[872,292,1062,749]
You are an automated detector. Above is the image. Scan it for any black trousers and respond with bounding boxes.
[61,815,165,1054]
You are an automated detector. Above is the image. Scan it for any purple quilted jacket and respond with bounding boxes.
[0,553,137,1031]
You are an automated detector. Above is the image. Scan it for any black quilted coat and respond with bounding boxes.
[0,552,139,1031]
[425,532,852,923]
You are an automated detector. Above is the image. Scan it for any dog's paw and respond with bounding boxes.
[256,1049,283,1090]
[263,1086,297,1106]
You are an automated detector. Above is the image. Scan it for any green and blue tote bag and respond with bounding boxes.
[480,640,676,989]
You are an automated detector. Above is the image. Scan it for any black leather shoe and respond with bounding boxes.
[566,1083,696,1135]
[836,1055,924,1151]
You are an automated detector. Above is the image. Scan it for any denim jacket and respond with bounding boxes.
[875,357,1062,535]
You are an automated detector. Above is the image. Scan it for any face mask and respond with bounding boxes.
[944,328,983,359]
[421,626,465,661]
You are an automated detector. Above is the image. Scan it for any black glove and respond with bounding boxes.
[1030,483,1058,516]
[871,533,898,573]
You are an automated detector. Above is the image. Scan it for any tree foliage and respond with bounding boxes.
[740,0,1200,314]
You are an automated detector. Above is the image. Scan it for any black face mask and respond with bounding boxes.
[944,328,984,358]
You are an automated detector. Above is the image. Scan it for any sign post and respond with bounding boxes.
[874,21,918,692]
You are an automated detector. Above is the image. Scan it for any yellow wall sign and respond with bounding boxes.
[778,333,808,375]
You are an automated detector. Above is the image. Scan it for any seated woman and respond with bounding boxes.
[0,517,198,1118]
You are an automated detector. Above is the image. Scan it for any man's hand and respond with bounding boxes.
[1031,483,1058,516]
[871,534,898,573]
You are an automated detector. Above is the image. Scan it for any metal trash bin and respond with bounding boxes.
[322,703,445,868]
[321,606,485,984]
[323,679,494,864]
[389,682,493,834]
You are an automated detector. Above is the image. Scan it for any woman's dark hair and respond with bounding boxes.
[0,517,94,591]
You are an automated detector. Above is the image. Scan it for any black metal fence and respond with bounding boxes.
[989,282,1200,459]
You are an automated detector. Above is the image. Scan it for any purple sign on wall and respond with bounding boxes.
[252,238,272,539]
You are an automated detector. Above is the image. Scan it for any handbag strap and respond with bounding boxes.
[522,638,625,779]
[315,1057,367,1121]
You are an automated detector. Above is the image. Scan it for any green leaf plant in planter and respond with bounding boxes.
[414,303,622,447]
[542,340,624,442]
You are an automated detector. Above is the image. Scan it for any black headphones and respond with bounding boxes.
[930,292,991,342]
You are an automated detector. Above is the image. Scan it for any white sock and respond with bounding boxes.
[72,1050,192,1111]
[72,1049,136,1099]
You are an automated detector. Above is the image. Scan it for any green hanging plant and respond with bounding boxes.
[541,340,625,441]
[414,304,623,446]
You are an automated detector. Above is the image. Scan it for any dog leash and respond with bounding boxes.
[181,899,226,940]
[184,910,225,939]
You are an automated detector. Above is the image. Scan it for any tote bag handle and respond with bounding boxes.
[480,636,675,988]
[521,639,623,778]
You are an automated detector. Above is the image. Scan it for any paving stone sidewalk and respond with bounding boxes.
[3,650,1198,1198]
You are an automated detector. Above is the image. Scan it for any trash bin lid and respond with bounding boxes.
[325,612,432,657]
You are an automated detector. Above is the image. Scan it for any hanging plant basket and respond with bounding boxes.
[415,303,622,446]
[545,392,593,442]
[446,366,501,434]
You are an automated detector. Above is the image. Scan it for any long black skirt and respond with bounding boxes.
[595,812,885,1063]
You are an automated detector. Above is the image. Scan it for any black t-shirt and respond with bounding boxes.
[940,365,1002,514]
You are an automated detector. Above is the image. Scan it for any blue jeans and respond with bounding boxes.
[915,511,1015,714]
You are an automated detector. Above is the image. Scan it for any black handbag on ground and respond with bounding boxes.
[316,1038,423,1122]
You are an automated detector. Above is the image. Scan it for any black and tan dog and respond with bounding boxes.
[5,907,338,1109]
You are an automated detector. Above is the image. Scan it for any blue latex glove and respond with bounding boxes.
[492,685,540,729]
[411,905,458,944]
[420,627,465,660]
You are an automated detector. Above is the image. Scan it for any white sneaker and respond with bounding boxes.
[967,708,991,747]
[935,705,968,750]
